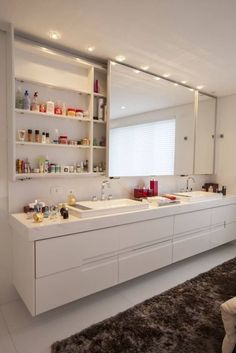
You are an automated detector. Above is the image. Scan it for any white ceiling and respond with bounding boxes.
[1,0,236,96]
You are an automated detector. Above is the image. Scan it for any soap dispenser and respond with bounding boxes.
[67,191,76,206]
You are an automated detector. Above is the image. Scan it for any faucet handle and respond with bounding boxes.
[107,194,113,200]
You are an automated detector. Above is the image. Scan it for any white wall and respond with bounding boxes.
[0,28,18,304]
[214,94,236,193]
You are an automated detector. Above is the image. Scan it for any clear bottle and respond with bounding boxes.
[46,132,50,144]
[67,191,76,206]
[23,90,30,110]
[15,86,24,109]
[31,92,39,112]
[41,132,46,144]
[53,129,59,144]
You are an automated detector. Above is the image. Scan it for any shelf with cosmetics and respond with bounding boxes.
[11,39,107,181]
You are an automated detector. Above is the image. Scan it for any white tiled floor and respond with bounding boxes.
[1,242,236,353]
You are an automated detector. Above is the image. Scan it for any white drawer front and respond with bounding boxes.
[174,209,211,235]
[225,205,236,224]
[173,230,210,263]
[210,222,236,249]
[211,206,226,225]
[119,216,173,250]
[119,241,172,283]
[36,228,119,278]
[36,256,118,314]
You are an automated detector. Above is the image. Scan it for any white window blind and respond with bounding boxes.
[109,119,176,176]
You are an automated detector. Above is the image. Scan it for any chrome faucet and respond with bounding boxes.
[186,176,196,191]
[101,180,111,200]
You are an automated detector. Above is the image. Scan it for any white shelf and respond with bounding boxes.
[93,146,106,149]
[16,141,91,149]
[15,172,105,180]
[15,77,92,96]
[93,119,106,124]
[15,109,91,122]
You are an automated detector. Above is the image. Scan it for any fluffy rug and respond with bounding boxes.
[52,258,236,353]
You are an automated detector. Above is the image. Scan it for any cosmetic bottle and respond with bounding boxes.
[46,100,54,114]
[31,92,39,112]
[41,132,46,144]
[46,132,50,144]
[23,90,30,110]
[35,130,40,143]
[67,191,76,206]
[150,179,158,196]
[15,86,24,109]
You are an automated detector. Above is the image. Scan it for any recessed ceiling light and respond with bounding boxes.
[163,73,171,78]
[196,85,204,90]
[174,83,179,86]
[48,30,61,40]
[110,61,117,66]
[141,65,149,71]
[133,69,140,73]
[87,46,95,52]
[188,88,194,91]
[153,76,160,81]
[181,80,187,84]
[115,55,126,62]
[121,106,126,110]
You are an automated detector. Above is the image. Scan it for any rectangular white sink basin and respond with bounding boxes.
[174,191,223,202]
[68,198,149,218]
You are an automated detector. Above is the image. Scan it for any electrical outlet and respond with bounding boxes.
[50,186,64,195]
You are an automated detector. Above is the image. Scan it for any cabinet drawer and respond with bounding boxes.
[173,230,210,262]
[211,206,226,225]
[174,209,211,235]
[225,205,236,223]
[36,256,118,314]
[119,241,172,283]
[210,222,236,249]
[119,216,173,250]
[36,228,119,278]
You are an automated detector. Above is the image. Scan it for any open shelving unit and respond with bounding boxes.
[11,39,107,181]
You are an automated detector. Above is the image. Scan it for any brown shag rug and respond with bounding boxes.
[52,258,236,353]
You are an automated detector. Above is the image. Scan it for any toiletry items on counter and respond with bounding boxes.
[134,179,158,199]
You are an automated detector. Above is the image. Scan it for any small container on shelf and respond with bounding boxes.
[18,129,26,141]
[67,108,76,117]
[54,102,62,115]
[41,132,46,144]
[46,132,50,144]
[31,92,39,112]
[59,135,68,144]
[40,103,46,113]
[46,100,54,114]
[35,130,40,143]
[27,129,33,142]
[75,109,83,118]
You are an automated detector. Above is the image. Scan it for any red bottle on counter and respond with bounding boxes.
[150,179,158,196]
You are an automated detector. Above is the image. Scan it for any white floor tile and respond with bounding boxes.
[2,289,131,353]
[0,310,8,337]
[1,242,235,353]
[0,334,16,353]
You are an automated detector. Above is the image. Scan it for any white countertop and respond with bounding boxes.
[9,195,236,242]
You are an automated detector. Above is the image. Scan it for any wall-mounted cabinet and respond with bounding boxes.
[11,40,107,181]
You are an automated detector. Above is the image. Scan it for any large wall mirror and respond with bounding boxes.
[108,62,216,177]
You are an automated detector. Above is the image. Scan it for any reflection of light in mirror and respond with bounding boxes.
[110,61,117,66]
[133,69,140,73]
[163,73,171,78]
[115,55,126,62]
[153,76,160,81]
[174,83,179,86]
[141,65,149,70]
[196,85,204,90]
[181,80,187,84]
[189,88,194,91]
